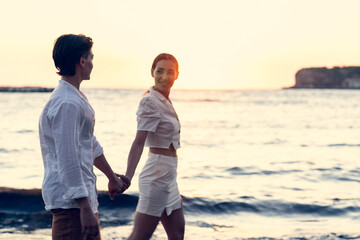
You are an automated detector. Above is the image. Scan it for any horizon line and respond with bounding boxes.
[0,84,288,91]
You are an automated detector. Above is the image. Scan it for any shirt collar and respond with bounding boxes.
[149,86,167,102]
[59,80,88,101]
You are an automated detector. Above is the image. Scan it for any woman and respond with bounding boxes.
[125,53,185,240]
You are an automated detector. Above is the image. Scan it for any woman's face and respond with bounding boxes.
[152,59,179,92]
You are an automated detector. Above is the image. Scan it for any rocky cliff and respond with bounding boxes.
[292,66,360,89]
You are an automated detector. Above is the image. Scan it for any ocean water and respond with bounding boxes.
[1,88,360,240]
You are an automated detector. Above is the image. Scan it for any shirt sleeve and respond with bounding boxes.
[51,102,89,201]
[136,97,161,132]
[92,135,104,159]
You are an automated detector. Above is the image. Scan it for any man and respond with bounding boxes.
[39,34,128,239]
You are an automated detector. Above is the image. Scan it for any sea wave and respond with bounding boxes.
[182,196,360,216]
[16,129,34,134]
[226,167,303,176]
[1,188,359,232]
[0,147,33,153]
[0,148,20,153]
[327,143,360,147]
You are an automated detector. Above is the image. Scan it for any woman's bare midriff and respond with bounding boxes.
[149,144,177,157]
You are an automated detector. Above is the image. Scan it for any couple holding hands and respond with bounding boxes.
[39,34,185,240]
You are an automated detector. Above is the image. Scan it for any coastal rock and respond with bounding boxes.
[292,66,360,89]
[0,87,54,92]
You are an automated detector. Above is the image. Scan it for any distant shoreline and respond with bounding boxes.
[283,86,360,90]
[291,66,360,89]
[0,87,54,92]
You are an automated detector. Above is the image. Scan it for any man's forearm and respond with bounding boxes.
[76,197,92,210]
[94,154,117,181]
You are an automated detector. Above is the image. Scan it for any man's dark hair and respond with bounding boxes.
[52,34,93,76]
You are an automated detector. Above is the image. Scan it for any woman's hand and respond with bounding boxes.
[115,173,131,192]
[108,175,124,200]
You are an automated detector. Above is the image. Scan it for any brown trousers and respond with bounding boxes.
[50,208,101,240]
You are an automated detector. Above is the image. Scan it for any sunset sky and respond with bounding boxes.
[1,0,359,90]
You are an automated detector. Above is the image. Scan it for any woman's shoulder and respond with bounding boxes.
[139,90,158,106]
[137,94,160,117]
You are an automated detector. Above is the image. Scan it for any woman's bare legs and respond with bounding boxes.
[161,206,185,240]
[127,212,161,240]
[127,206,185,240]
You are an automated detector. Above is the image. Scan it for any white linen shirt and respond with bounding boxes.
[39,80,103,213]
[136,87,181,149]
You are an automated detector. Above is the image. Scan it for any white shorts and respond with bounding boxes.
[136,153,182,217]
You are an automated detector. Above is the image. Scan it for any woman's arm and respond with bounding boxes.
[125,130,148,181]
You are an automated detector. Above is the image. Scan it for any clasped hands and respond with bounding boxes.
[108,173,131,200]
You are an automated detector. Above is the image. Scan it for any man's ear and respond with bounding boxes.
[79,56,86,67]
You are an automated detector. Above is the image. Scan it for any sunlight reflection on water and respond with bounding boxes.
[1,89,360,239]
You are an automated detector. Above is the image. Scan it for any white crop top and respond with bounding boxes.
[136,87,181,150]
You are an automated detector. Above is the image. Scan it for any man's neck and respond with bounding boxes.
[61,75,82,90]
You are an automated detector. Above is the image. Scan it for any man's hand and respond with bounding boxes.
[108,176,124,200]
[80,207,99,236]
[76,197,99,236]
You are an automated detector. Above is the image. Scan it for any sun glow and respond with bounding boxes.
[1,0,360,90]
